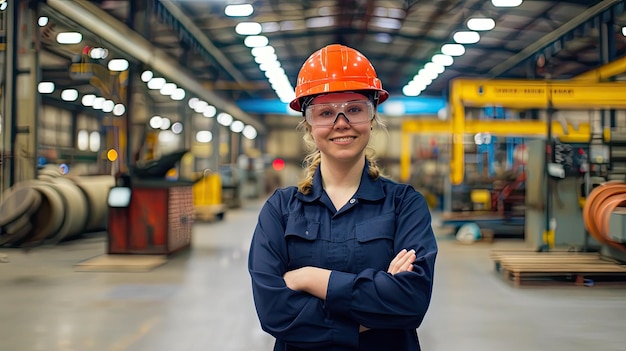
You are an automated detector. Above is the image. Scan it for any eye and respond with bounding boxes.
[347,106,362,114]
[317,108,335,118]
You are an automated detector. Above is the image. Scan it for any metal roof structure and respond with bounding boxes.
[38,0,626,129]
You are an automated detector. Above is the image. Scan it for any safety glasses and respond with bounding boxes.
[304,100,375,127]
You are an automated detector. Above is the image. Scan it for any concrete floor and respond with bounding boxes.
[1,198,626,351]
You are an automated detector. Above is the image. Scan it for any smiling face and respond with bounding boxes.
[307,92,373,164]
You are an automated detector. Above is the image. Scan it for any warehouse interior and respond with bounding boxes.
[2,0,626,350]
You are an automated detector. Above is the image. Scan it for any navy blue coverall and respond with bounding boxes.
[248,162,438,351]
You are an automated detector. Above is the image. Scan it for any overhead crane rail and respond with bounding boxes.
[400,79,626,185]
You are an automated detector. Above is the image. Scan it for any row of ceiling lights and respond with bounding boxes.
[225,4,296,104]
[402,0,524,97]
[141,71,258,141]
[36,14,259,142]
[222,2,527,102]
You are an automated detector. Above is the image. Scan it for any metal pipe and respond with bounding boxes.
[488,0,622,78]
[46,0,265,133]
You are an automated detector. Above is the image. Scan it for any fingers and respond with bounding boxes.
[387,249,416,275]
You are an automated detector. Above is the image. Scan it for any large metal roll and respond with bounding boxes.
[37,164,64,179]
[15,180,66,245]
[46,178,89,242]
[1,217,34,247]
[0,187,42,246]
[70,175,115,232]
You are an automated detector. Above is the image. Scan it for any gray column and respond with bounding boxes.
[4,0,40,188]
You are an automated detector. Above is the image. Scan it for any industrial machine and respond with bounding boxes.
[401,78,626,252]
[107,150,194,255]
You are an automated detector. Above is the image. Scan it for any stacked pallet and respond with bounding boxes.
[491,249,626,286]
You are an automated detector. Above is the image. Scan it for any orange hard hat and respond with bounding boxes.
[289,44,389,112]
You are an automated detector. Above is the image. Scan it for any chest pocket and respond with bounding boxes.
[355,213,396,271]
[284,216,320,270]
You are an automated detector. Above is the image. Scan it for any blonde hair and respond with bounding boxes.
[296,116,387,195]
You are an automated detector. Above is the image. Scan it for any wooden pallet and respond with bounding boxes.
[490,250,626,286]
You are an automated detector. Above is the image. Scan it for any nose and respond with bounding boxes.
[332,112,351,127]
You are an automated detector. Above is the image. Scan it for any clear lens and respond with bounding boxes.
[305,100,374,127]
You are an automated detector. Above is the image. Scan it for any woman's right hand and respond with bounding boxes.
[387,249,416,275]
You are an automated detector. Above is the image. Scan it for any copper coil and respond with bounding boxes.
[583,182,626,252]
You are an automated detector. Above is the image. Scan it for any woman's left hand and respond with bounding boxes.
[387,249,416,275]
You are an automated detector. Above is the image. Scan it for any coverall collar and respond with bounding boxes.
[296,158,385,203]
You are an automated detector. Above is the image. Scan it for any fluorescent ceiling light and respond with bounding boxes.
[108,58,129,71]
[81,94,96,106]
[424,62,445,74]
[56,32,82,44]
[402,85,422,97]
[38,17,48,27]
[147,77,166,90]
[412,75,433,86]
[61,89,78,101]
[242,125,257,140]
[622,27,626,36]
[102,100,115,113]
[196,131,212,143]
[467,18,496,31]
[230,120,245,133]
[141,70,153,82]
[251,46,275,57]
[89,132,100,152]
[217,112,233,126]
[203,105,217,118]
[171,122,183,134]
[418,68,439,80]
[149,116,163,129]
[441,43,465,56]
[225,4,253,17]
[113,104,126,116]
[160,117,171,130]
[38,82,55,94]
[255,53,278,64]
[93,97,105,110]
[491,0,523,7]
[453,31,480,44]
[89,47,108,60]
[160,82,177,96]
[432,54,453,66]
[259,60,281,72]
[194,100,208,114]
[244,35,269,48]
[171,88,186,101]
[236,22,262,35]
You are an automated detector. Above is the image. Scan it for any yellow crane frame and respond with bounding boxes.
[400,79,626,185]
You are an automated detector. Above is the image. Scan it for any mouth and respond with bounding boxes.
[330,136,356,142]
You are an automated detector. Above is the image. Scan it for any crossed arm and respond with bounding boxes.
[282,249,417,333]
[283,248,417,300]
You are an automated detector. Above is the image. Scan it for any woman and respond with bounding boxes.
[248,44,437,351]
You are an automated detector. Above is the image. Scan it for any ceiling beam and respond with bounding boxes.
[487,0,622,77]
[158,0,249,85]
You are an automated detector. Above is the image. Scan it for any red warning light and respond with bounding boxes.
[272,158,285,171]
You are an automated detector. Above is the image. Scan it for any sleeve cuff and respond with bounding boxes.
[325,270,354,315]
